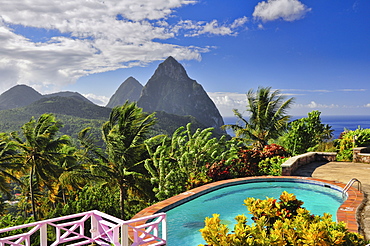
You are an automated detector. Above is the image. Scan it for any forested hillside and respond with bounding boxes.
[0,96,214,141]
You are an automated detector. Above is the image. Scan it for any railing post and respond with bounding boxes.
[162,215,167,241]
[90,214,99,239]
[25,235,31,246]
[121,224,129,246]
[40,224,48,246]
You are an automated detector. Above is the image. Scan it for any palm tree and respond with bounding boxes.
[11,114,70,220]
[0,133,24,197]
[223,87,294,149]
[47,145,86,205]
[90,102,156,219]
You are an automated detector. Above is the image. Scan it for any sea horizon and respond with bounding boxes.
[223,115,370,139]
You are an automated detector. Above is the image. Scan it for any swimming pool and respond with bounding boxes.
[132,176,364,245]
[163,178,345,245]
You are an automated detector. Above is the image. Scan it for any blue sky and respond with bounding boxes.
[0,0,369,117]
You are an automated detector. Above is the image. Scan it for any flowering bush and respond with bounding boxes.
[206,144,289,181]
[262,143,289,158]
[200,191,367,246]
[206,147,261,181]
[205,160,234,181]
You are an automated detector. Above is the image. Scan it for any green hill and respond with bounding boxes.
[0,96,221,142]
[24,96,111,119]
[0,84,43,110]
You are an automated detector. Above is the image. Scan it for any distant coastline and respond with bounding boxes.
[223,115,370,139]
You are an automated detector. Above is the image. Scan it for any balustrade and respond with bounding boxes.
[0,210,166,246]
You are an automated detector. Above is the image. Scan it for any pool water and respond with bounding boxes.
[163,179,345,246]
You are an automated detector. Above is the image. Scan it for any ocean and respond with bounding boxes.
[223,115,370,139]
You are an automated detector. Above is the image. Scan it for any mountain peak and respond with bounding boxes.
[106,76,143,108]
[0,84,43,110]
[137,56,225,133]
[163,56,177,64]
[151,56,189,81]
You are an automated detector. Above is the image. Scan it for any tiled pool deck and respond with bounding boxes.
[131,176,364,236]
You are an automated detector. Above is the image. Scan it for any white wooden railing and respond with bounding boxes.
[0,210,166,246]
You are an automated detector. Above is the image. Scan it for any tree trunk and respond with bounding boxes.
[29,166,38,221]
[62,188,66,204]
[119,183,126,220]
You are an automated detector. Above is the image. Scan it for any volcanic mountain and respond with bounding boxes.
[137,56,224,133]
[106,76,143,108]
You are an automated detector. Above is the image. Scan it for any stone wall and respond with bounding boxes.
[353,147,370,163]
[281,152,337,176]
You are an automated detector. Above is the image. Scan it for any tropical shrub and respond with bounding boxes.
[262,143,289,158]
[186,172,212,190]
[0,214,35,238]
[144,123,239,200]
[308,141,336,152]
[336,128,370,161]
[206,147,260,181]
[279,110,333,155]
[45,185,121,219]
[200,191,366,246]
[206,159,239,181]
[258,156,288,176]
[206,144,289,181]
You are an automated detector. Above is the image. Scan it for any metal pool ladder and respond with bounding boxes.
[342,178,362,197]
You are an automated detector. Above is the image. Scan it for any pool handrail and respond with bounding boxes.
[343,178,362,195]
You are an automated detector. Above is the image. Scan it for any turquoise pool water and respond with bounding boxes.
[161,178,345,246]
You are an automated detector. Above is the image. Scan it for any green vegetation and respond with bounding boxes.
[206,144,289,180]
[95,102,156,219]
[336,128,370,161]
[278,110,334,155]
[0,98,108,142]
[47,184,122,219]
[0,87,366,243]
[200,191,366,246]
[10,114,73,220]
[144,124,239,200]
[223,86,294,149]
[0,96,214,143]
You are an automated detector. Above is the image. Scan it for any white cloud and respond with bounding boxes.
[231,17,249,29]
[207,92,249,117]
[199,20,234,36]
[253,0,311,22]
[339,89,367,92]
[176,17,248,37]
[208,92,247,106]
[292,101,339,109]
[208,92,370,117]
[0,0,246,95]
[82,93,109,106]
[280,89,332,93]
[0,0,197,26]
